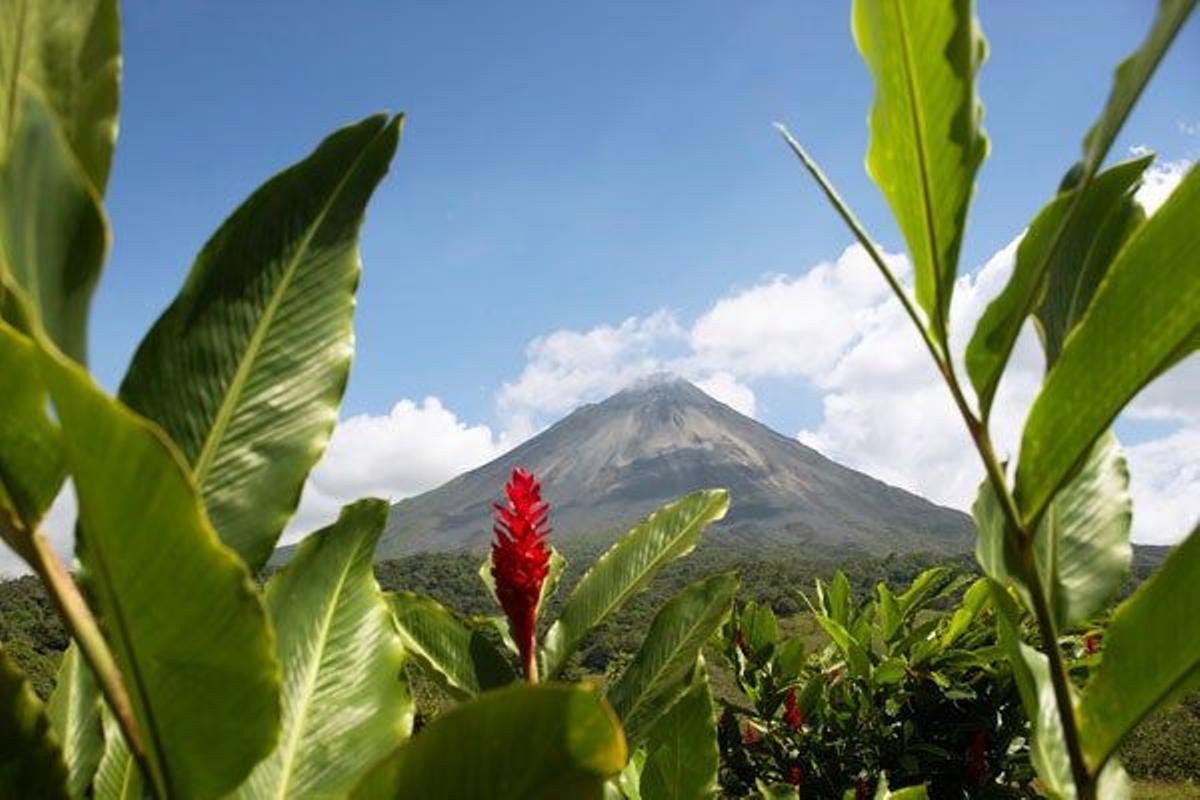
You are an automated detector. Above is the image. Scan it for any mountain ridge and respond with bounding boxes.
[375,374,975,559]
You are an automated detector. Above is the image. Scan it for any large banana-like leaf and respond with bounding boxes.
[234,499,412,800]
[390,590,515,699]
[0,0,120,192]
[639,659,719,800]
[965,156,1150,415]
[36,345,280,799]
[851,0,988,336]
[0,644,69,799]
[0,87,106,365]
[1079,525,1200,773]
[47,645,102,799]
[606,573,738,745]
[352,684,627,800]
[93,705,142,800]
[118,114,402,572]
[0,322,63,541]
[1015,164,1200,522]
[542,489,728,678]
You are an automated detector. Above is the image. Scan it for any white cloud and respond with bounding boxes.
[288,397,509,539]
[695,371,757,417]
[1125,427,1200,545]
[1135,157,1193,215]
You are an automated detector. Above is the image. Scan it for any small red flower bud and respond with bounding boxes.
[735,628,750,656]
[742,722,760,745]
[1085,633,1100,655]
[788,766,803,787]
[784,687,803,730]
[491,467,551,682]
[966,728,989,783]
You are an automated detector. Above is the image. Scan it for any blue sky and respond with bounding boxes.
[76,2,1199,545]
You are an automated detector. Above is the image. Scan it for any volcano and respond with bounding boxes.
[375,374,973,558]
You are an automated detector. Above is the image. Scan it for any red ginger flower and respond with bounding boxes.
[742,722,760,745]
[788,766,803,787]
[784,687,803,730]
[491,467,551,682]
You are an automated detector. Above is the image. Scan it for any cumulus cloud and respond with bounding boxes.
[695,371,757,417]
[1135,156,1193,215]
[288,397,509,539]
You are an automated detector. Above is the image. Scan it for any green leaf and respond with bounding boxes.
[1080,0,1196,178]
[990,584,1074,798]
[1037,432,1131,628]
[939,578,990,650]
[390,590,515,699]
[233,499,411,799]
[852,0,988,335]
[756,780,799,800]
[876,582,902,642]
[47,645,102,799]
[0,88,106,364]
[35,346,280,799]
[774,637,807,679]
[896,567,952,619]
[827,570,851,626]
[1015,164,1200,522]
[0,322,63,538]
[812,614,870,678]
[640,660,719,800]
[117,114,402,572]
[0,0,121,192]
[352,684,627,800]
[0,644,69,799]
[1079,525,1200,773]
[874,657,907,685]
[606,573,738,744]
[542,489,729,678]
[965,156,1151,415]
[92,705,142,800]
[872,774,929,799]
[739,601,779,659]
[616,748,646,800]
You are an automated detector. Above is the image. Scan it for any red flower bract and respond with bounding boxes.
[784,687,803,731]
[491,467,551,682]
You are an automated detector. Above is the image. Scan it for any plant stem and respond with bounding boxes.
[17,524,147,764]
[524,646,539,684]
[937,354,1094,797]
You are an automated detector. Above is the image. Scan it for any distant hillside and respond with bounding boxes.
[376,374,975,559]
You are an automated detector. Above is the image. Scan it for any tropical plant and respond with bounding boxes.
[392,466,737,799]
[718,568,1033,798]
[0,3,646,797]
[776,0,1199,797]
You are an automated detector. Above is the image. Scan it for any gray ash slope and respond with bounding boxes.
[377,375,973,559]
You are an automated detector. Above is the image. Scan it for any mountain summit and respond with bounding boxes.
[377,375,973,558]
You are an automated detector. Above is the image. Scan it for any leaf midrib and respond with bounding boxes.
[891,0,945,328]
[272,539,361,800]
[190,127,381,487]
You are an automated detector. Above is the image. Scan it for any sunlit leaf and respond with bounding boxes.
[92,706,141,800]
[118,114,403,572]
[1016,164,1200,521]
[852,0,988,335]
[607,573,738,744]
[542,489,728,678]
[36,345,280,798]
[352,684,627,800]
[640,660,719,800]
[47,645,102,799]
[390,590,515,699]
[233,499,411,799]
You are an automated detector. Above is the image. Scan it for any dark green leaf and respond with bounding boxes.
[118,114,403,571]
[542,489,728,678]
[1016,164,1200,521]
[0,644,69,799]
[36,346,280,798]
[1079,525,1200,773]
[390,590,515,699]
[607,573,738,744]
[640,660,719,800]
[352,684,627,800]
[966,156,1151,414]
[852,0,988,335]
[0,88,106,364]
[0,322,63,538]
[233,500,411,799]
[0,0,121,192]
